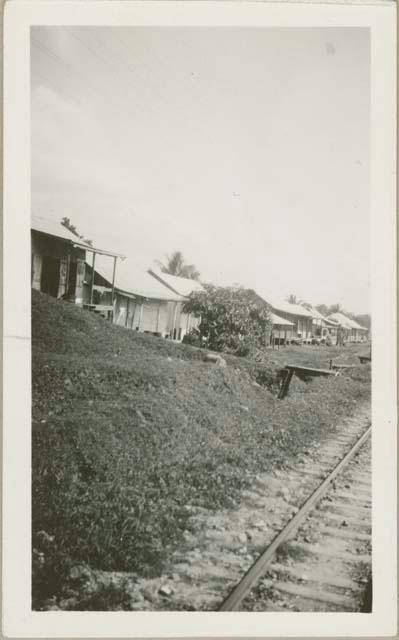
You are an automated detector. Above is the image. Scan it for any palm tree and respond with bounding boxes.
[157,250,200,280]
[286,293,309,306]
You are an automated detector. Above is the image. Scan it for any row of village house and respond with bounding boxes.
[31,216,369,345]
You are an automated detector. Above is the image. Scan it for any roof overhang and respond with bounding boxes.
[75,242,125,259]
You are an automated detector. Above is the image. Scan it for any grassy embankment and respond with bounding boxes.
[32,290,371,608]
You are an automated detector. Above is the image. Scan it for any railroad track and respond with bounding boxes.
[103,405,372,612]
[219,424,372,612]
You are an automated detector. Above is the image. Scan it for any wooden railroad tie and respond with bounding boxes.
[278,364,338,399]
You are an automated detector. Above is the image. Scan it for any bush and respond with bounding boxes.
[181,330,203,348]
[183,284,271,356]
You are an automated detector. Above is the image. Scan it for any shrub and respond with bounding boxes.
[183,284,271,356]
[182,330,203,348]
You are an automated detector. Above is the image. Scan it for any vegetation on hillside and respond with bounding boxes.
[32,291,371,610]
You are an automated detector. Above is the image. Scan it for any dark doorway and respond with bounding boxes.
[67,261,77,297]
[40,255,60,297]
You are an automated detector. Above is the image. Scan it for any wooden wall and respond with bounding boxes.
[31,231,86,303]
[112,294,199,341]
[273,310,313,339]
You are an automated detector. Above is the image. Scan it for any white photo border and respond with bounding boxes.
[3,1,397,637]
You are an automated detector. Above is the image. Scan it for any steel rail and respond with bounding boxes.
[218,425,372,611]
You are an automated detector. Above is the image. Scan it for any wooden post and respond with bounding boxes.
[90,251,96,304]
[138,303,143,331]
[156,303,161,332]
[130,302,136,329]
[125,298,130,328]
[171,303,178,340]
[278,369,294,399]
[66,252,71,295]
[111,256,117,305]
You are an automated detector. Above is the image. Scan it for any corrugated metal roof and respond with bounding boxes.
[148,268,205,297]
[31,214,123,257]
[251,289,311,317]
[91,255,185,302]
[32,214,94,248]
[303,305,326,320]
[302,305,339,326]
[329,313,353,329]
[270,312,294,326]
[327,312,367,331]
[271,300,313,318]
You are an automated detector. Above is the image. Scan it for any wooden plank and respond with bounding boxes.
[331,364,357,370]
[83,304,114,312]
[92,285,112,293]
[278,369,294,399]
[285,364,338,376]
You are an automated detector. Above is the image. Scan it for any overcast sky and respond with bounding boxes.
[31,27,370,314]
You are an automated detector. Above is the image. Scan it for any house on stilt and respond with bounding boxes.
[87,259,203,341]
[31,215,123,312]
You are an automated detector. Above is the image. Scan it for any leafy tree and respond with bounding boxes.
[156,250,200,280]
[61,217,93,247]
[328,303,342,314]
[353,314,371,330]
[183,284,271,356]
[315,304,329,317]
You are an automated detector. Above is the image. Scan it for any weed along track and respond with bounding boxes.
[124,404,372,612]
[220,422,371,611]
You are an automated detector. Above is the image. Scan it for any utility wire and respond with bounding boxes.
[64,26,134,73]
[62,26,116,70]
[31,37,107,104]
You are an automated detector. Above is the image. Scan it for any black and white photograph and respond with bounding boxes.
[3,1,397,637]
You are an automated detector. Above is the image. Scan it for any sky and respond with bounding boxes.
[31,27,370,314]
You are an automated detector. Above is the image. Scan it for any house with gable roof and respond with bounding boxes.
[31,215,122,308]
[147,268,204,340]
[250,289,314,345]
[300,304,340,344]
[82,261,203,341]
[327,312,369,343]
